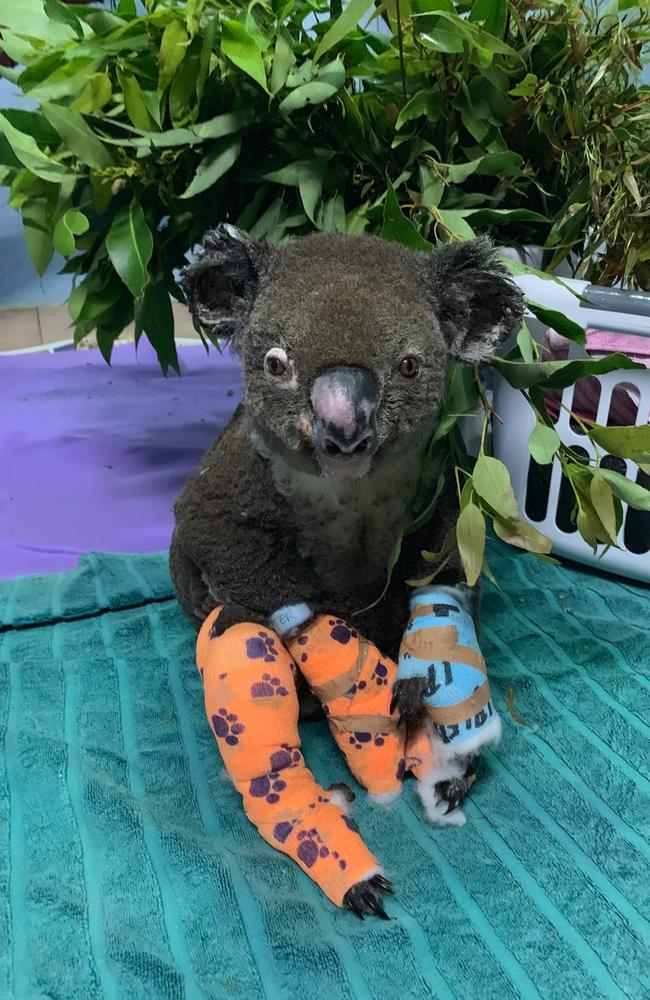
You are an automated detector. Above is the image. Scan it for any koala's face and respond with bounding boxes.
[181,228,523,481]
[243,237,451,479]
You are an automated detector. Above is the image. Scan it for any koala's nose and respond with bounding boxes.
[310,367,378,461]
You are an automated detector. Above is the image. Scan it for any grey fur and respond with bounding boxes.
[170,229,523,658]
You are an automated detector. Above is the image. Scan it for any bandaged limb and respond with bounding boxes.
[395,586,501,825]
[196,607,385,908]
[281,614,406,801]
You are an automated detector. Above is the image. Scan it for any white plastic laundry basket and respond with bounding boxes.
[492,273,650,583]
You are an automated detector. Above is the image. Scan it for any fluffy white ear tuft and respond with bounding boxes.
[427,236,524,362]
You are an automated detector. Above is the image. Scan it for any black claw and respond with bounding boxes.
[343,876,393,920]
[436,777,469,813]
[370,874,394,894]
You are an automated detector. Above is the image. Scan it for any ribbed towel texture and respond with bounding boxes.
[1,543,649,999]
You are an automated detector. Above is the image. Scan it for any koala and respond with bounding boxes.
[170,225,523,915]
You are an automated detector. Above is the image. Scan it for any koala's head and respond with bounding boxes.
[181,226,523,481]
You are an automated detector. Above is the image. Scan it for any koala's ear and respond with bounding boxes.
[179,224,271,346]
[427,237,524,362]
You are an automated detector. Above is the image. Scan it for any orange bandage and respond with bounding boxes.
[196,608,382,906]
[286,616,406,798]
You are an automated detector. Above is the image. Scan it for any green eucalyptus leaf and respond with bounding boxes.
[589,472,618,545]
[468,0,506,36]
[43,0,83,39]
[106,203,153,298]
[270,27,295,95]
[197,16,217,99]
[27,58,103,101]
[528,423,561,465]
[436,209,475,240]
[286,59,314,89]
[72,73,113,114]
[135,280,179,376]
[492,354,644,391]
[396,90,442,130]
[42,103,114,169]
[180,136,241,198]
[382,181,433,252]
[509,73,538,98]
[221,19,268,92]
[475,151,523,176]
[0,109,60,148]
[279,59,345,112]
[0,112,73,182]
[599,469,650,512]
[526,299,586,346]
[466,208,547,227]
[22,201,54,276]
[472,453,519,519]
[314,0,374,62]
[118,70,156,131]
[588,424,650,460]
[516,325,535,363]
[456,502,485,587]
[298,161,325,223]
[492,516,553,554]
[158,18,189,94]
[53,208,89,256]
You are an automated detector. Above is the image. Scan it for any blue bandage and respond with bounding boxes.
[269,603,313,638]
[398,586,499,749]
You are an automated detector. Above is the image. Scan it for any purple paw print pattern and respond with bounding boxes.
[296,828,347,870]
[273,819,298,844]
[345,679,366,697]
[245,631,278,663]
[249,772,287,804]
[348,731,388,750]
[296,633,309,664]
[250,672,289,699]
[211,709,245,746]
[328,619,358,645]
[370,661,389,687]
[308,795,331,811]
[270,745,303,772]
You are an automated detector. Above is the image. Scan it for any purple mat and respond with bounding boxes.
[0,341,242,579]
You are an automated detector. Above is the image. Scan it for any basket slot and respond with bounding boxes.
[525,458,552,522]
[624,470,650,555]
[606,382,640,427]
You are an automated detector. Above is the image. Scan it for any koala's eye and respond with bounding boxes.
[399,356,419,378]
[265,348,288,377]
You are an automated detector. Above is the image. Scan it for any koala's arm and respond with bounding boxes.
[170,410,325,634]
[391,476,482,719]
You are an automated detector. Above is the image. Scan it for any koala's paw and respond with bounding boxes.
[435,757,478,815]
[343,875,393,920]
[390,676,427,722]
[435,776,470,814]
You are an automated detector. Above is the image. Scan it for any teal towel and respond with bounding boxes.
[1,544,649,999]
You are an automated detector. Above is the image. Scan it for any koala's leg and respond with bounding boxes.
[197,608,390,914]
[395,586,502,827]
[285,615,406,802]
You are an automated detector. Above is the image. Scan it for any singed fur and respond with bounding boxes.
[170,229,523,658]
